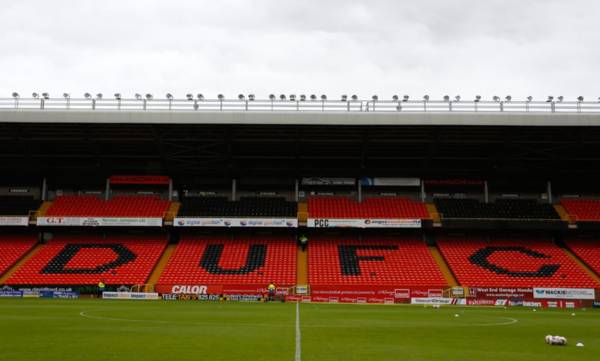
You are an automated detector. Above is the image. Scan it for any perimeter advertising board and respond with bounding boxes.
[37,217,163,227]
[173,217,298,228]
[308,218,421,228]
[0,216,29,226]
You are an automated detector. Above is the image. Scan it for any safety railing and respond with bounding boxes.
[1,97,600,113]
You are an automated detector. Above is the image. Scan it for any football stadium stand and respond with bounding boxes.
[308,197,429,219]
[565,239,600,276]
[0,196,41,216]
[434,198,560,220]
[560,199,600,221]
[45,195,170,217]
[437,238,599,288]
[178,197,297,217]
[308,238,447,287]
[0,235,38,276]
[5,235,167,285]
[157,236,296,286]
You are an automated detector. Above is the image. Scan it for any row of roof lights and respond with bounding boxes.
[9,92,593,102]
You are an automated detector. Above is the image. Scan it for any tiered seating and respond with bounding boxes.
[178,197,297,217]
[6,235,167,285]
[437,238,598,287]
[158,237,296,286]
[565,239,600,276]
[0,235,37,275]
[561,199,600,221]
[434,198,559,220]
[308,238,447,286]
[45,195,170,217]
[0,196,41,216]
[308,197,429,219]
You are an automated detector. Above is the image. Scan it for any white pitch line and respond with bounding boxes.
[295,302,302,361]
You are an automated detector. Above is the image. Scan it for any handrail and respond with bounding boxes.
[1,98,599,114]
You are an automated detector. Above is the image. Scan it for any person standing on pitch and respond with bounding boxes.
[97,280,106,298]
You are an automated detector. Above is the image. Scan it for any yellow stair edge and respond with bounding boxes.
[163,202,181,225]
[144,244,177,292]
[428,245,458,287]
[426,203,442,227]
[561,244,600,285]
[0,243,44,285]
[296,246,308,286]
[553,204,574,224]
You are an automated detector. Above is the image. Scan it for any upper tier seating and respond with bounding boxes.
[308,238,447,287]
[178,197,297,217]
[565,239,600,276]
[561,199,600,221]
[45,195,170,217]
[308,197,430,219]
[437,238,598,287]
[6,235,167,285]
[0,196,41,216]
[434,198,560,220]
[0,235,37,275]
[158,237,296,286]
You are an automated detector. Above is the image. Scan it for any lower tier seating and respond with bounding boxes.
[5,235,167,285]
[565,239,600,276]
[0,235,37,275]
[308,238,447,287]
[45,195,170,217]
[561,199,600,221]
[157,237,296,286]
[308,197,429,219]
[437,238,598,287]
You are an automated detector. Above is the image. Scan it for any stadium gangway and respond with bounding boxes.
[1,97,599,113]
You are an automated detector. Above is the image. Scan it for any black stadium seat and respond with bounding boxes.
[178,197,297,217]
[434,198,559,220]
[0,196,41,216]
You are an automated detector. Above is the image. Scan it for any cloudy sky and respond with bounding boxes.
[1,0,598,101]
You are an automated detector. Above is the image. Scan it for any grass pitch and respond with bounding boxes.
[0,299,598,361]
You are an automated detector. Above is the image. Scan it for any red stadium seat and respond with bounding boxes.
[5,235,167,285]
[437,238,598,288]
[565,239,600,276]
[158,236,296,286]
[308,238,447,287]
[0,235,37,276]
[45,195,170,218]
[308,197,430,219]
[561,199,600,221]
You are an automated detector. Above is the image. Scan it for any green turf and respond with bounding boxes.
[0,299,598,361]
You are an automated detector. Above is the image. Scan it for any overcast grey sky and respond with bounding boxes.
[1,0,599,101]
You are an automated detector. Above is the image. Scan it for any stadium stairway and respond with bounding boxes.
[426,203,442,227]
[163,202,181,226]
[144,244,177,292]
[30,201,52,224]
[428,244,458,287]
[559,242,600,284]
[296,246,308,289]
[0,243,43,284]
[298,202,308,226]
[553,204,576,228]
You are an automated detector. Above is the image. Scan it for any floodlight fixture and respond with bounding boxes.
[547,96,554,102]
[63,93,70,99]
[96,93,103,100]
[310,94,317,101]
[289,94,296,101]
[557,95,564,102]
[577,96,584,102]
[217,94,224,100]
[443,95,450,102]
[423,95,430,101]
[166,93,174,100]
[474,95,482,102]
[32,92,39,99]
[392,95,399,101]
[351,94,358,101]
[372,95,378,101]
[527,96,533,102]
[186,93,193,100]
[321,94,327,100]
[238,94,245,100]
[84,93,92,99]
[114,93,122,100]
[279,94,286,101]
[300,94,306,101]
[42,92,50,99]
[455,95,461,102]
[403,95,409,102]
[493,96,500,102]
[248,94,255,101]
[145,93,153,100]
[505,95,512,102]
[12,92,19,98]
[269,94,276,101]
[341,95,348,101]
[135,93,142,100]
[197,94,205,101]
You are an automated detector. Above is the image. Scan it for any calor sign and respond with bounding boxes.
[171,285,208,295]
